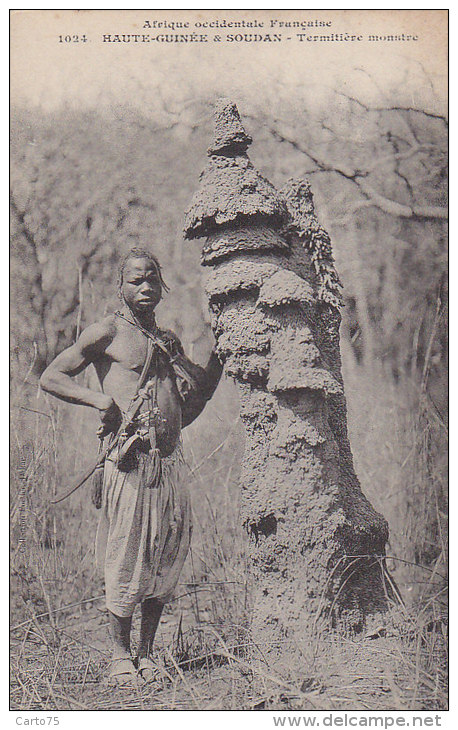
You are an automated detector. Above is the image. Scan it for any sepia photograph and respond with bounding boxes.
[10,9,448,715]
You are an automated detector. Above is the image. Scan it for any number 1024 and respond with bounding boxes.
[58,35,88,43]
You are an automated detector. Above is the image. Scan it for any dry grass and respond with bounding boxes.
[10,359,447,711]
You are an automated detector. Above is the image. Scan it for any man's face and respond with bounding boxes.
[121,257,162,314]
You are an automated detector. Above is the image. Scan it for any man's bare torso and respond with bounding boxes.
[96,314,182,456]
[40,253,222,459]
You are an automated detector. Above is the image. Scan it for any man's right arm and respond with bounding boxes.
[40,318,120,430]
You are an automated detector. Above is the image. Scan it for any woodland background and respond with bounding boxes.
[10,56,448,709]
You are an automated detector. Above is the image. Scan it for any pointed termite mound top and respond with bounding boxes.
[184,101,288,242]
[280,177,343,309]
[208,98,252,156]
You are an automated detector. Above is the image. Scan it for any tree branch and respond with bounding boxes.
[335,90,448,125]
[355,180,448,220]
[269,125,448,221]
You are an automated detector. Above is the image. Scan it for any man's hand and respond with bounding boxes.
[98,397,122,437]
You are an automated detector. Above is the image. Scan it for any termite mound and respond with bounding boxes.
[184,99,393,654]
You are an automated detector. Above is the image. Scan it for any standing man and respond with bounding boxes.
[40,248,223,684]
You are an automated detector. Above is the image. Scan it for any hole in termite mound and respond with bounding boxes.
[247,513,278,542]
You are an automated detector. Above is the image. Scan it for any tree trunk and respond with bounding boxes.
[184,100,393,653]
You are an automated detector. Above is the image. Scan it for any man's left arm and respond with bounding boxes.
[179,349,223,427]
[166,332,223,426]
[202,349,224,403]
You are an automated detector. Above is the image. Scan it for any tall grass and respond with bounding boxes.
[10,350,447,710]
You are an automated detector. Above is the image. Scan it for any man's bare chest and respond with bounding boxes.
[104,328,174,384]
[106,330,149,373]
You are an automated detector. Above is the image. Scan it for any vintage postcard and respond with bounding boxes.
[10,9,448,718]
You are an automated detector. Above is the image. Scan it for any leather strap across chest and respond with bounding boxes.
[114,310,196,395]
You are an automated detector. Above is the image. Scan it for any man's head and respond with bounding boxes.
[118,248,169,315]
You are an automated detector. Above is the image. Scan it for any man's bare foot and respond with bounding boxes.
[104,657,138,686]
[137,656,159,684]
